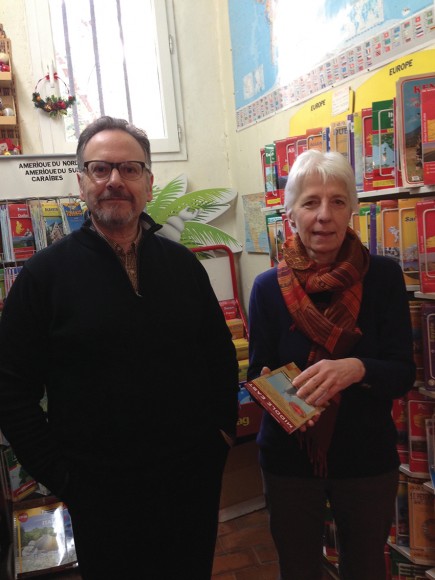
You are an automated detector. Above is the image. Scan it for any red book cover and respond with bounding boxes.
[421,86,435,185]
[396,73,435,187]
[274,134,307,205]
[362,108,373,191]
[7,203,35,261]
[416,198,435,294]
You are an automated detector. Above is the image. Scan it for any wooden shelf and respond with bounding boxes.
[0,71,12,87]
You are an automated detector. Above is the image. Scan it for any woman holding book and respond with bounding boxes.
[248,149,415,580]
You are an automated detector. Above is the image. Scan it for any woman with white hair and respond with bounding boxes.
[248,149,415,579]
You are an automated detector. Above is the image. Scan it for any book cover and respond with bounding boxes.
[263,144,280,207]
[7,203,35,261]
[416,198,435,294]
[421,86,435,186]
[409,299,424,384]
[407,396,435,473]
[395,473,410,547]
[408,481,435,563]
[358,203,371,249]
[369,202,378,255]
[60,201,85,234]
[396,73,435,187]
[372,98,396,190]
[245,362,323,435]
[398,198,422,290]
[28,199,45,252]
[380,200,400,265]
[306,127,324,152]
[13,502,77,574]
[348,112,364,192]
[361,108,373,191]
[422,302,435,391]
[329,120,349,160]
[41,200,65,246]
[265,212,284,266]
[3,447,38,502]
[274,135,307,202]
[274,136,292,202]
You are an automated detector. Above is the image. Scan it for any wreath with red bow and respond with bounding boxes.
[32,73,76,119]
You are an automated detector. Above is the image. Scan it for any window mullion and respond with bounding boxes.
[89,0,104,116]
[116,0,133,123]
[60,0,80,138]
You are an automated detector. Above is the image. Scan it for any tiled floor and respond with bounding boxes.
[38,507,336,580]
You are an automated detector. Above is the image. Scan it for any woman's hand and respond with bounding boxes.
[292,358,366,407]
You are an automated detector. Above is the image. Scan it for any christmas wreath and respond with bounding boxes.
[32,73,76,119]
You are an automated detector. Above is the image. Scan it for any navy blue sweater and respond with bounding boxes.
[0,215,239,497]
[248,255,416,478]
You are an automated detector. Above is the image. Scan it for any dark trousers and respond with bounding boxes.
[262,468,399,580]
[67,433,229,580]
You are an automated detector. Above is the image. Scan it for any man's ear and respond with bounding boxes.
[146,173,154,203]
[77,172,85,201]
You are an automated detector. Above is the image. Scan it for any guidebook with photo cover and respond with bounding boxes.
[245,362,323,434]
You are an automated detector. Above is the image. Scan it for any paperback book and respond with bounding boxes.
[371,98,396,190]
[421,86,435,185]
[396,73,435,187]
[13,502,77,575]
[361,108,374,191]
[245,362,323,434]
[60,199,86,233]
[41,200,65,246]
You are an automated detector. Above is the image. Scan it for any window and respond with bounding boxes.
[25,0,186,160]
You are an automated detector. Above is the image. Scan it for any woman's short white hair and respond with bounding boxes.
[284,149,359,214]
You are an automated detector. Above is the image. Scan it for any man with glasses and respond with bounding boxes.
[0,116,239,579]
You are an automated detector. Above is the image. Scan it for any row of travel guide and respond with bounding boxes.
[0,197,86,265]
[262,72,435,208]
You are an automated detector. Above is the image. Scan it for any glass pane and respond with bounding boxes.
[48,0,166,141]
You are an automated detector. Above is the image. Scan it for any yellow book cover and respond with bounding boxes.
[408,481,435,563]
[398,198,422,289]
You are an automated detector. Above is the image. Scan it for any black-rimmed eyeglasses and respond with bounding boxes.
[82,160,151,182]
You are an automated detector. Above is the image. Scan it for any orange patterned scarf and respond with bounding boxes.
[277,226,370,475]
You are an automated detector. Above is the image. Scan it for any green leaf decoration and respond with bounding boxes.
[179,222,242,253]
[148,174,242,253]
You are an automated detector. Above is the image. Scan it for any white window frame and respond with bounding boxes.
[24,0,187,161]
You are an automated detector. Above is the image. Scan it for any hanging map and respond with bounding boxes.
[229,0,435,130]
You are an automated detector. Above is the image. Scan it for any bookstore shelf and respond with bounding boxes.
[262,185,435,215]
[389,541,435,567]
[399,464,429,479]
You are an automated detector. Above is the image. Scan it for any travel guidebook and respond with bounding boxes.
[245,362,323,434]
[13,502,77,574]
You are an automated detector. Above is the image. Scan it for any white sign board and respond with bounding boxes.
[0,154,79,200]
